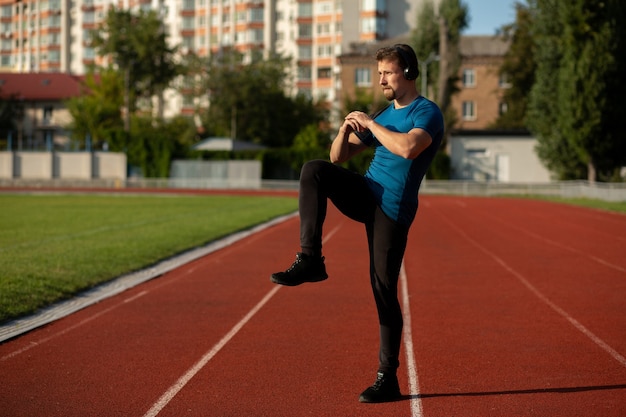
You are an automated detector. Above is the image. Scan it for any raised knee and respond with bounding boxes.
[300,159,327,179]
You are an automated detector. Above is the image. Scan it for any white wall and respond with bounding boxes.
[450,133,552,182]
[0,152,126,180]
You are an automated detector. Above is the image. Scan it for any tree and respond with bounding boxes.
[201,50,325,148]
[411,0,468,144]
[65,70,125,150]
[527,0,626,181]
[91,8,181,121]
[0,91,18,148]
[492,2,535,130]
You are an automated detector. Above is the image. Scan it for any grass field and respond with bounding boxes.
[0,193,298,323]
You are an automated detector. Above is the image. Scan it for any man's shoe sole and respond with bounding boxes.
[270,274,328,286]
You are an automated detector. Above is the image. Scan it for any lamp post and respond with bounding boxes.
[420,52,440,99]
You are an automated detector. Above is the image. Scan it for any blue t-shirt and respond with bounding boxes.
[357,96,444,226]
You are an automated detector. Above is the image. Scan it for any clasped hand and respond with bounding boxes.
[344,111,372,133]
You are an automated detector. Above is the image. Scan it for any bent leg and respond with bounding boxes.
[299,160,374,257]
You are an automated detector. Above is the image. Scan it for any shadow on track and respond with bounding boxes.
[415,383,626,399]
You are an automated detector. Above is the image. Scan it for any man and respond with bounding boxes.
[271,44,444,403]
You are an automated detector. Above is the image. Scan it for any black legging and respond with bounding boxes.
[299,160,408,374]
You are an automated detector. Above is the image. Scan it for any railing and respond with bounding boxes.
[0,178,625,202]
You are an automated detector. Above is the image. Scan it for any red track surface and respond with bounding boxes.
[1,195,625,416]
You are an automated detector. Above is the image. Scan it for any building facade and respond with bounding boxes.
[0,0,435,118]
[450,35,510,130]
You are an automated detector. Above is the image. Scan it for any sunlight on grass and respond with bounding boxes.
[0,193,297,322]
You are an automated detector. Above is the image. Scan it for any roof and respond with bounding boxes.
[459,36,510,57]
[342,34,509,62]
[0,73,85,101]
[193,137,266,151]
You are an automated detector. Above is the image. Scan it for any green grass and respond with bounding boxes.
[0,193,297,323]
[517,195,626,214]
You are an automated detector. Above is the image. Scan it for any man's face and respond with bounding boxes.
[377,58,405,101]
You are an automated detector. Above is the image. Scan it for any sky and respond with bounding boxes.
[462,0,519,35]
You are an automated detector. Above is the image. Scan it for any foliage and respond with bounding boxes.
[411,0,468,149]
[292,124,331,151]
[492,2,535,130]
[527,0,626,181]
[200,50,326,148]
[342,87,388,116]
[427,151,451,179]
[0,90,18,146]
[90,8,182,117]
[127,115,197,177]
[65,70,125,150]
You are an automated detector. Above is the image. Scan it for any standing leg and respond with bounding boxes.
[359,206,408,403]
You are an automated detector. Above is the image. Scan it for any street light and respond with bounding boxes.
[420,52,440,99]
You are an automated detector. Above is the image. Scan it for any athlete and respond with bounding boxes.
[271,44,444,403]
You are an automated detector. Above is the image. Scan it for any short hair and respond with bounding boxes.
[375,44,420,80]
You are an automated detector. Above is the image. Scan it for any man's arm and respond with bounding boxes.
[329,119,369,164]
[345,111,432,160]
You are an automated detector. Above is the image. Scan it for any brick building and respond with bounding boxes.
[339,34,510,131]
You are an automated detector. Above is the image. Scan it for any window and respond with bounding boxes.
[462,101,475,120]
[363,0,386,11]
[355,68,371,87]
[499,101,508,115]
[43,106,53,122]
[317,67,331,79]
[467,148,487,157]
[298,45,312,60]
[499,73,511,88]
[298,3,312,17]
[249,28,263,42]
[316,1,333,14]
[298,66,311,80]
[317,44,332,57]
[298,24,312,38]
[250,8,263,21]
[462,69,475,87]
[317,23,330,35]
[183,17,194,29]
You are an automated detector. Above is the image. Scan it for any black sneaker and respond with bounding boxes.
[358,372,401,403]
[270,253,328,286]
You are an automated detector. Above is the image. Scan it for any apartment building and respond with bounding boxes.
[451,35,510,130]
[0,0,433,119]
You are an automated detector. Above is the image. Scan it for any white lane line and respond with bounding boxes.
[0,212,298,343]
[442,215,626,369]
[1,291,149,362]
[143,223,344,416]
[400,262,424,417]
[143,286,281,417]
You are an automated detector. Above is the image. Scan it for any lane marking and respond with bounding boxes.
[1,291,148,362]
[491,216,626,274]
[440,214,626,368]
[143,286,281,417]
[143,222,343,416]
[0,212,298,343]
[400,262,424,417]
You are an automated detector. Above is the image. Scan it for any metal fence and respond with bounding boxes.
[0,178,625,202]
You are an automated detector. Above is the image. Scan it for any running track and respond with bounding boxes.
[1,195,625,416]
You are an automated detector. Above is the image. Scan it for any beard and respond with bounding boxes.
[382,87,396,101]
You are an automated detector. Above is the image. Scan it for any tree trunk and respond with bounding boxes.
[437,15,449,111]
[587,160,596,183]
